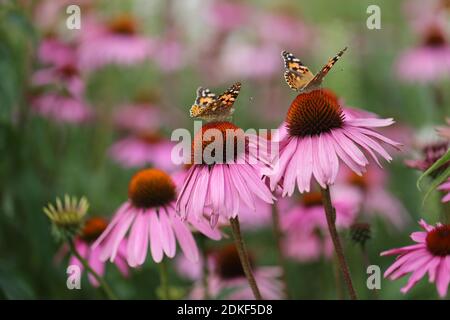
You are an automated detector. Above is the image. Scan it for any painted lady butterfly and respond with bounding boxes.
[189,82,241,121]
[282,47,347,92]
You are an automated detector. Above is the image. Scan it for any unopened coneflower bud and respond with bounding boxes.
[350,223,371,247]
[43,195,89,242]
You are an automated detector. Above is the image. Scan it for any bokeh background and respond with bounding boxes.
[0,0,449,299]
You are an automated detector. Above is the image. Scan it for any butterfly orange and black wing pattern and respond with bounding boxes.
[282,51,314,91]
[190,82,241,121]
[189,87,217,118]
[303,47,348,91]
[282,47,347,92]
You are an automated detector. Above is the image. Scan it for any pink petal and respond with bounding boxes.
[92,202,130,249]
[229,164,256,210]
[149,213,163,263]
[87,247,105,286]
[346,118,394,128]
[158,208,177,258]
[189,166,210,220]
[435,257,450,297]
[210,164,226,218]
[270,137,298,190]
[171,215,199,262]
[410,231,427,243]
[102,209,136,262]
[330,135,365,175]
[332,129,368,166]
[355,127,402,149]
[400,255,434,294]
[311,136,326,188]
[126,210,150,267]
[282,139,299,197]
[238,164,274,203]
[296,136,313,192]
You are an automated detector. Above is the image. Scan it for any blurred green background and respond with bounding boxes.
[0,0,449,299]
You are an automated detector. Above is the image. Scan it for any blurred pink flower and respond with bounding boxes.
[178,244,284,300]
[38,37,77,67]
[337,165,410,229]
[381,219,450,298]
[62,217,129,287]
[32,65,84,98]
[405,140,448,173]
[396,24,450,83]
[109,133,177,171]
[204,0,251,32]
[175,253,204,282]
[31,93,92,124]
[437,118,450,140]
[221,43,280,79]
[438,178,450,202]
[78,15,154,71]
[113,103,164,133]
[282,189,361,262]
[177,122,274,227]
[257,11,311,49]
[152,36,185,73]
[93,169,221,267]
[269,89,401,195]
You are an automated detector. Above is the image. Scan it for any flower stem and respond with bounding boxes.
[271,203,291,299]
[68,239,118,300]
[320,186,358,300]
[229,217,263,300]
[198,236,210,299]
[159,259,170,300]
[333,253,345,300]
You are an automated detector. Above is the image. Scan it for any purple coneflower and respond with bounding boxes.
[270,88,400,300]
[79,14,154,71]
[270,89,400,195]
[396,23,450,83]
[177,120,274,300]
[109,132,176,172]
[282,189,360,262]
[382,220,450,298]
[177,244,284,300]
[93,168,221,267]
[63,217,129,287]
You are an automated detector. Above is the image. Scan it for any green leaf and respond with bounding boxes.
[422,165,450,205]
[417,148,450,190]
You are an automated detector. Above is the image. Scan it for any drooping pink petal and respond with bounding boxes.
[158,208,177,258]
[126,210,150,267]
[149,213,163,263]
[171,214,199,262]
[435,257,450,297]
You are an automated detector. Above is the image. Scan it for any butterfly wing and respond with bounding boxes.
[195,87,216,106]
[192,82,241,121]
[302,47,348,92]
[282,51,314,91]
[190,87,217,118]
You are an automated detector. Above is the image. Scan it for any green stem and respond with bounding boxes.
[320,186,358,300]
[159,259,170,300]
[229,217,263,300]
[333,252,345,300]
[68,239,118,300]
[198,236,210,299]
[271,203,291,299]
